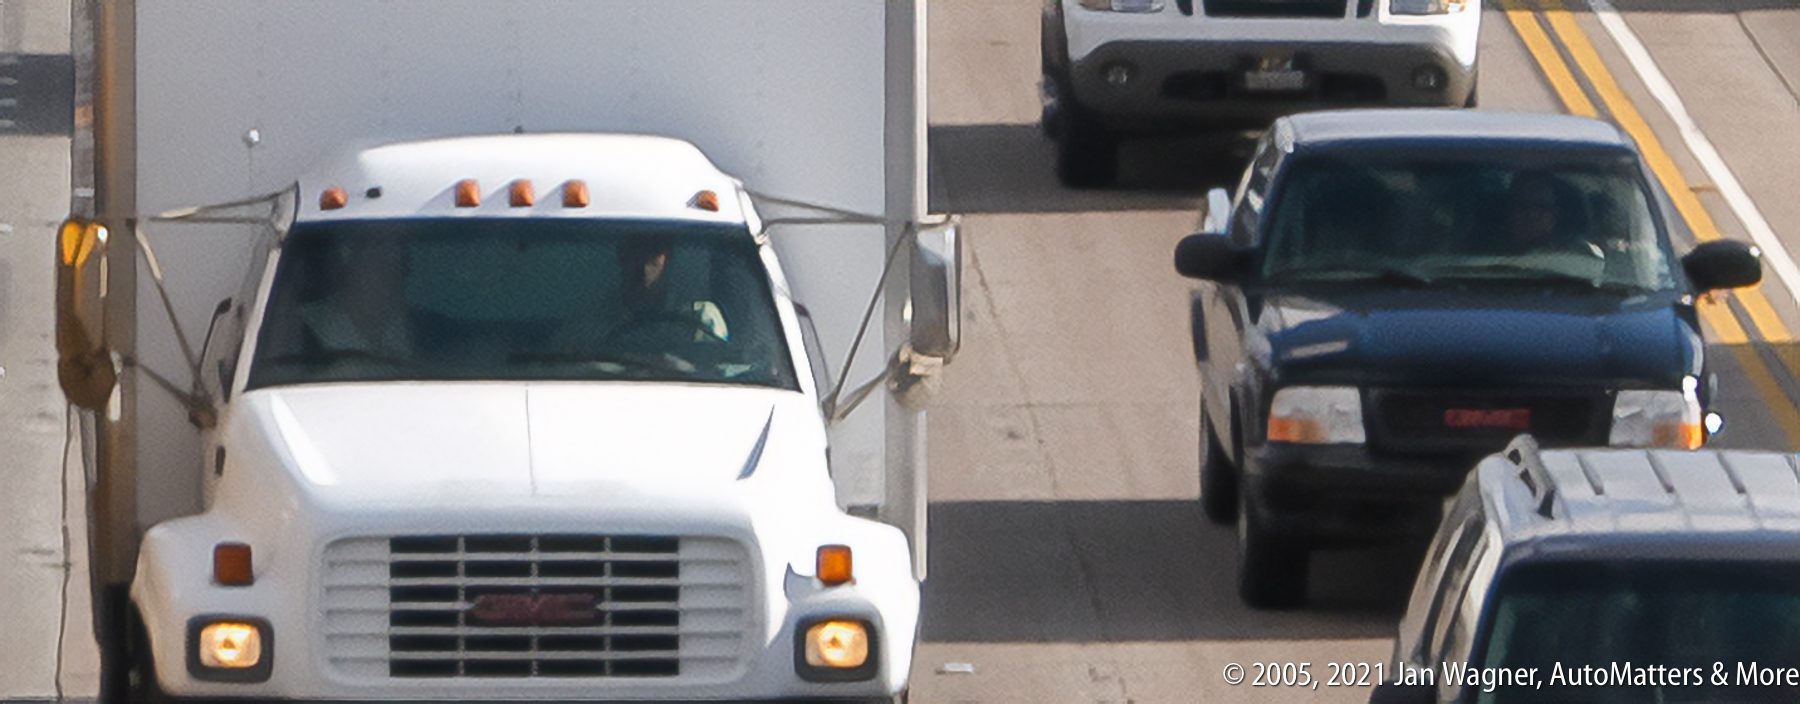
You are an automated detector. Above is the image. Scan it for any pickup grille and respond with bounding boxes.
[1202,0,1349,18]
[1367,389,1609,455]
[321,534,751,681]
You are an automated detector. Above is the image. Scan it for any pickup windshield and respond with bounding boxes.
[1473,559,1800,703]
[1261,153,1677,293]
[247,219,798,390]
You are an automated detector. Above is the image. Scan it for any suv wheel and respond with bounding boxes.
[1200,400,1238,524]
[1237,489,1309,609]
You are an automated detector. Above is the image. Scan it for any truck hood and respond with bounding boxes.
[244,383,822,498]
[1256,289,1702,388]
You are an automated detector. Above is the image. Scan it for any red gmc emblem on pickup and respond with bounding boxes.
[1444,408,1532,431]
[468,593,599,627]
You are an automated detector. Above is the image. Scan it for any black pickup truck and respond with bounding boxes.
[1174,109,1763,609]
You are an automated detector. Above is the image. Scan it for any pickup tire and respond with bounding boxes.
[1055,112,1121,189]
[1199,400,1238,524]
[1237,491,1309,609]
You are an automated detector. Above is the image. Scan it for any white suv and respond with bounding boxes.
[1041,0,1481,187]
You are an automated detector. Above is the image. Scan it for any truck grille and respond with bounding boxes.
[1367,389,1609,455]
[1201,0,1348,18]
[320,534,751,681]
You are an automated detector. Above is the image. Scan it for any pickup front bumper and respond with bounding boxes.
[1241,443,1478,547]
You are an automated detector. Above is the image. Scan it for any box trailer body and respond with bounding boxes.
[63,1,946,700]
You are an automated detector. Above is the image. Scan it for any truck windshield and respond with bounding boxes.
[1261,152,1676,293]
[1473,559,1800,703]
[247,219,798,391]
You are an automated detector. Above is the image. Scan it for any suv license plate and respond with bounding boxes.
[1444,408,1532,431]
[1245,69,1307,92]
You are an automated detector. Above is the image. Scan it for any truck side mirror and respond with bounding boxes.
[1682,239,1762,292]
[55,218,117,410]
[1175,232,1252,283]
[909,216,962,361]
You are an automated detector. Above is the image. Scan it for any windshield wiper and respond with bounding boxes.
[507,350,684,372]
[1429,262,1649,294]
[260,349,407,366]
[1270,266,1436,288]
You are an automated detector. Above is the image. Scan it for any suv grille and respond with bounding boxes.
[1202,0,1348,18]
[321,534,751,681]
[1367,389,1610,455]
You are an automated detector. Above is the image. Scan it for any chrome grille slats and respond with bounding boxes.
[320,533,751,681]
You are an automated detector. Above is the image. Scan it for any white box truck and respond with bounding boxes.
[55,2,956,701]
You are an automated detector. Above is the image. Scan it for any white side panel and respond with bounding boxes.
[131,1,898,527]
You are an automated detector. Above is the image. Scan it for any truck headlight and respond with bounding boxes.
[1267,386,1365,444]
[1611,386,1703,449]
[199,622,263,669]
[805,620,869,669]
[187,616,273,682]
[1390,0,1467,14]
[795,618,879,682]
[1079,0,1166,12]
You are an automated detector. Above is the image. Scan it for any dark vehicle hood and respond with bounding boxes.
[1255,288,1702,388]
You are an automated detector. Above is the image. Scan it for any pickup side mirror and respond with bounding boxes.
[55,218,117,410]
[1368,679,1436,704]
[909,216,963,361]
[1683,239,1762,292]
[1174,232,1252,283]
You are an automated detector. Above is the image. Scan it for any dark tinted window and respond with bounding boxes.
[248,219,797,391]
[1473,559,1800,703]
[1262,151,1674,292]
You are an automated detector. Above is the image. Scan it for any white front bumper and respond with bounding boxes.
[1062,0,1481,69]
[131,503,918,701]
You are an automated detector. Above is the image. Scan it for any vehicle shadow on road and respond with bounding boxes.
[928,123,1249,215]
[921,499,1421,643]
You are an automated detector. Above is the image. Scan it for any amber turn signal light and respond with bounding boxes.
[817,545,853,586]
[213,542,254,587]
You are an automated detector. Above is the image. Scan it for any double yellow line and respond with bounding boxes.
[1502,0,1800,445]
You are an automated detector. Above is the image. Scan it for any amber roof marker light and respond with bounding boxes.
[455,179,482,208]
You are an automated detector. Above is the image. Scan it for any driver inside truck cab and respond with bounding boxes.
[608,236,729,344]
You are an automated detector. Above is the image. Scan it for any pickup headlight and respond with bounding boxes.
[1390,0,1468,14]
[1079,0,1166,12]
[1267,386,1366,444]
[1610,386,1703,449]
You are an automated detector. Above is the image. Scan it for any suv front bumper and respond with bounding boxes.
[1066,38,1475,132]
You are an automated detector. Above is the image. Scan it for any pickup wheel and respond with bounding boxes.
[1199,400,1238,524]
[1237,490,1309,610]
[1055,111,1120,189]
